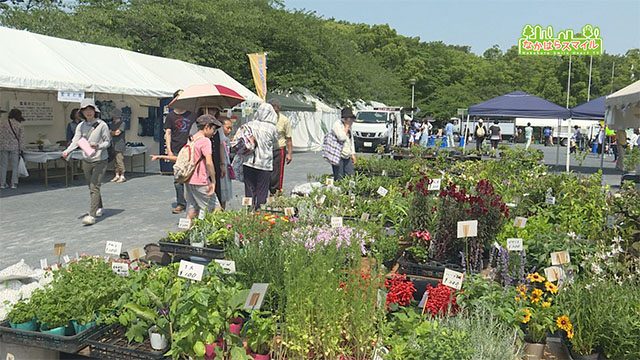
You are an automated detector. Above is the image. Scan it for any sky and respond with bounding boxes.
[285,0,640,56]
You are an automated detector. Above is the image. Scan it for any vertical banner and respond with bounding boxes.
[247,52,267,101]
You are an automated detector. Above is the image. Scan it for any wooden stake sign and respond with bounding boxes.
[54,243,66,256]
[550,251,570,265]
[242,197,253,207]
[457,220,478,238]
[244,283,269,310]
[442,268,464,290]
[544,266,565,282]
[514,217,527,228]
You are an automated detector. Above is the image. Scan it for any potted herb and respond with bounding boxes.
[7,300,37,331]
[244,311,275,360]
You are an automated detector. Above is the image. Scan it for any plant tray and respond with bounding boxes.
[396,257,463,278]
[158,242,225,260]
[0,320,105,354]
[87,325,168,360]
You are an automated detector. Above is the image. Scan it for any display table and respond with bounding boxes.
[123,145,147,173]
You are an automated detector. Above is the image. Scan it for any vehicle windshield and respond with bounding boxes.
[355,111,388,123]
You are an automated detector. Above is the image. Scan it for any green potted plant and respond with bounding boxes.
[244,311,275,360]
[7,300,37,331]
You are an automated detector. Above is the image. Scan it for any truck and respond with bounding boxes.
[352,107,404,152]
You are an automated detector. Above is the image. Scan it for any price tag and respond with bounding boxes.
[127,247,146,261]
[325,178,334,187]
[111,262,129,277]
[331,216,343,228]
[506,238,523,251]
[550,251,570,265]
[544,266,565,282]
[284,207,295,217]
[428,178,442,191]
[40,259,48,270]
[178,218,191,229]
[54,242,66,256]
[456,220,478,238]
[214,259,236,274]
[198,209,206,220]
[377,186,389,197]
[244,283,269,310]
[545,195,556,205]
[105,241,123,256]
[514,217,527,228]
[242,197,253,207]
[381,170,388,177]
[360,213,370,222]
[442,268,464,290]
[178,260,205,281]
[63,255,71,264]
[51,264,59,271]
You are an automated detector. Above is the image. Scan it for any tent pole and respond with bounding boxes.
[555,118,561,170]
[566,118,571,172]
[587,56,593,102]
[463,114,470,154]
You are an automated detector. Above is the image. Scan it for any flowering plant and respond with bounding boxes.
[423,282,459,317]
[385,273,416,310]
[285,225,374,255]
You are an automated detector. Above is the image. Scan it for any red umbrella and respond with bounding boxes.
[168,84,245,112]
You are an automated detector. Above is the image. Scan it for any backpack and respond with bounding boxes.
[173,138,204,184]
[475,126,485,138]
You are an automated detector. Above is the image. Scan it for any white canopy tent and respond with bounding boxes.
[605,80,640,130]
[283,94,340,152]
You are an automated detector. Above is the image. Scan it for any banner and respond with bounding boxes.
[247,52,267,101]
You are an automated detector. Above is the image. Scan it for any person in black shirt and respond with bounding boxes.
[488,120,501,157]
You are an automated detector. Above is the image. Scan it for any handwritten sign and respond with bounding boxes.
[105,241,123,256]
[40,259,48,270]
[178,260,205,281]
[244,283,269,310]
[507,238,524,251]
[377,186,389,197]
[214,259,236,274]
[544,266,565,282]
[284,207,295,217]
[111,262,129,277]
[442,268,464,290]
[63,255,71,264]
[178,218,191,229]
[428,178,442,191]
[514,217,528,228]
[127,247,145,261]
[457,220,478,238]
[331,216,343,228]
[360,213,370,222]
[325,178,334,187]
[54,243,66,256]
[550,251,570,265]
[198,209,206,220]
[242,197,253,207]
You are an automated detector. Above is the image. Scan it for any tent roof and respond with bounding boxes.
[266,93,315,112]
[469,91,570,118]
[606,80,640,108]
[571,96,605,119]
[0,27,261,102]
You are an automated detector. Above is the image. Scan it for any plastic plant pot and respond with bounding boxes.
[9,319,38,331]
[71,320,96,334]
[148,326,168,350]
[40,325,66,336]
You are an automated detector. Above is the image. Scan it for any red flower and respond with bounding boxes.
[385,274,416,308]
[424,283,459,317]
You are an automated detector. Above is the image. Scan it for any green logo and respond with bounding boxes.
[518,24,603,56]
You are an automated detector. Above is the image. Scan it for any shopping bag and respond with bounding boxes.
[18,156,29,177]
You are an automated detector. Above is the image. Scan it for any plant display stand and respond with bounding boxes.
[87,325,168,360]
[1,339,60,360]
[0,320,104,354]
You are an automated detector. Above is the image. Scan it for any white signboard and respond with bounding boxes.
[514,217,528,228]
[178,218,191,229]
[9,100,54,126]
[507,238,524,251]
[428,178,442,191]
[550,251,571,265]
[377,186,389,197]
[178,260,205,282]
[331,216,343,228]
[456,220,478,238]
[57,91,85,103]
[214,259,236,274]
[244,283,269,310]
[544,266,565,282]
[105,241,123,256]
[442,268,464,290]
[111,262,129,277]
[242,197,253,207]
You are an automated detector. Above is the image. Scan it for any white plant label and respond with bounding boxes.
[54,242,66,256]
[377,289,387,309]
[545,195,556,205]
[442,268,464,290]
[373,347,389,360]
[330,216,343,228]
[63,255,71,264]
[377,186,389,197]
[111,262,129,277]
[360,213,370,222]
[325,178,334,187]
[105,241,122,256]
[51,264,59,271]
[381,170,388,177]
[544,266,565,282]
[514,217,528,228]
[127,247,146,261]
[550,250,571,265]
[456,220,478,238]
[428,178,442,191]
[40,258,48,270]
[214,259,236,274]
[234,232,241,247]
[178,260,205,282]
[284,207,295,217]
[317,194,326,205]
[506,238,524,251]
[418,290,429,308]
[244,283,269,310]
[178,218,191,229]
[242,197,253,207]
[198,209,206,220]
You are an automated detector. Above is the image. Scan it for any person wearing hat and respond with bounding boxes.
[330,108,357,181]
[0,107,24,189]
[474,119,487,152]
[109,108,127,183]
[62,98,112,225]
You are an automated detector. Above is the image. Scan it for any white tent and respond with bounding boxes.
[283,95,340,152]
[606,80,640,130]
[0,26,261,102]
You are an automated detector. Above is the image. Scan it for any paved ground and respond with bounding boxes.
[0,144,622,270]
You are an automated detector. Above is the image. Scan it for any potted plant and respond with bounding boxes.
[7,300,37,331]
[244,311,275,360]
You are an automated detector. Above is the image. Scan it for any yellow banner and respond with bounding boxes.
[247,53,267,101]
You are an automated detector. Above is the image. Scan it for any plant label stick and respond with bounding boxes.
[51,263,59,271]
[40,258,48,270]
[198,209,206,220]
[244,283,269,310]
[373,347,389,360]
[316,194,326,205]
[111,262,129,277]
[507,238,524,251]
[514,217,527,228]
[456,220,478,238]
[105,241,122,256]
[550,251,570,265]
[331,216,343,228]
[325,178,334,187]
[178,218,191,229]
[242,197,253,207]
[544,266,565,282]
[377,186,388,197]
[63,255,71,264]
[428,178,442,191]
[214,259,236,274]
[127,247,145,261]
[178,260,204,281]
[381,170,387,176]
[442,268,464,290]
[6,353,16,360]
[53,242,66,256]
[284,207,295,217]
[545,195,556,205]
[234,232,241,247]
[418,290,429,309]
[361,213,370,222]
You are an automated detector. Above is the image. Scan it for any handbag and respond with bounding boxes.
[322,131,342,166]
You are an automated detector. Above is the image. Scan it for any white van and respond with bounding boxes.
[352,107,403,152]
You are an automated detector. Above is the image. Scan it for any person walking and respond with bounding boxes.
[524,122,534,149]
[543,127,552,146]
[62,99,111,225]
[219,117,234,209]
[242,103,279,210]
[0,108,25,189]
[164,91,197,214]
[268,99,293,195]
[419,119,432,147]
[66,108,81,144]
[474,119,487,152]
[445,120,455,148]
[331,108,357,181]
[109,108,126,183]
[184,114,219,220]
[488,120,501,157]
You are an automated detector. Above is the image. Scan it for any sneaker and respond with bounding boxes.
[10,184,17,189]
[82,215,96,226]
[96,208,103,217]
[110,175,119,182]
[172,205,186,214]
[0,184,7,189]
[116,176,126,183]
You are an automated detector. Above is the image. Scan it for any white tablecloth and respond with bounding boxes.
[23,146,147,164]
[124,146,147,156]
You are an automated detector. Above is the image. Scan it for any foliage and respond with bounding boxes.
[513,273,565,343]
[7,299,35,324]
[623,147,640,172]
[456,274,518,329]
[244,311,276,355]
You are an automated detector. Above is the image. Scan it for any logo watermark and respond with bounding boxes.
[518,24,603,56]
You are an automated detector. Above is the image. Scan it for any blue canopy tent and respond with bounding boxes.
[571,96,605,119]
